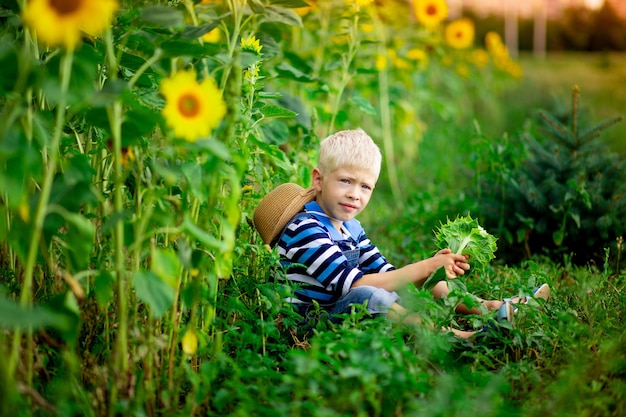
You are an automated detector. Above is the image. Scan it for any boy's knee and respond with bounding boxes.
[347,286,399,315]
[349,285,379,298]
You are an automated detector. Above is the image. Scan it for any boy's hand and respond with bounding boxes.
[435,248,470,278]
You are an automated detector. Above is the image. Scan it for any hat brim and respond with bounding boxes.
[253,183,316,245]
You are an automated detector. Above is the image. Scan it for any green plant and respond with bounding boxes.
[424,215,498,292]
[473,86,626,265]
[434,215,498,270]
[0,0,541,415]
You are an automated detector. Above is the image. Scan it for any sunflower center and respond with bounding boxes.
[49,0,82,15]
[178,94,201,118]
[426,5,438,16]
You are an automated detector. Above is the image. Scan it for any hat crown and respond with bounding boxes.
[253,183,316,245]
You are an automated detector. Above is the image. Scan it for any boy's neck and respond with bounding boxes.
[310,199,345,232]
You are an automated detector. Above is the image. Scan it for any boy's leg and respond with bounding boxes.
[386,303,477,339]
[504,283,551,306]
[430,281,551,315]
[334,287,480,340]
[430,281,501,314]
[330,286,400,322]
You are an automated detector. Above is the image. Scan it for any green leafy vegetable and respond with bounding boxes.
[434,215,498,272]
[424,215,498,289]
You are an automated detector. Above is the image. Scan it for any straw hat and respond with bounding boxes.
[253,183,316,245]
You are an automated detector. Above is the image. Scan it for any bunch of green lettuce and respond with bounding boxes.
[424,215,498,289]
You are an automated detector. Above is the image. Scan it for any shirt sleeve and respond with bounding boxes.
[356,230,396,274]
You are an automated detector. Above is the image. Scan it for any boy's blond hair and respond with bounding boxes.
[317,128,382,179]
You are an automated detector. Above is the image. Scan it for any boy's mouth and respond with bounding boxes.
[340,203,359,211]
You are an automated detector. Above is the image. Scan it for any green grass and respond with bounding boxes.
[482,52,626,153]
[177,260,626,416]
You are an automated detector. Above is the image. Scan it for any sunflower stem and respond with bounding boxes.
[103,27,129,415]
[166,266,186,391]
[327,11,360,134]
[8,48,74,384]
[312,0,332,79]
[127,48,163,89]
[181,0,210,78]
[219,0,247,90]
[371,8,402,206]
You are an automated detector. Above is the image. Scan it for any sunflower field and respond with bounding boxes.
[2,0,625,416]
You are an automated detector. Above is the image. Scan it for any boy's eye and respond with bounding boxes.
[340,179,350,184]
[362,185,372,191]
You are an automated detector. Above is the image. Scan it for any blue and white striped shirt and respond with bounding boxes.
[276,201,395,309]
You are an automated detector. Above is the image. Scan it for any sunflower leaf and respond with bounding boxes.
[270,0,310,7]
[133,271,176,319]
[261,104,298,119]
[261,6,303,27]
[140,5,184,28]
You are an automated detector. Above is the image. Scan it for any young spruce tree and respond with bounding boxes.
[477,86,626,265]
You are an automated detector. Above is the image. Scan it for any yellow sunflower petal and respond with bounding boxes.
[375,54,388,71]
[181,329,198,355]
[202,28,221,43]
[485,31,508,56]
[408,48,429,69]
[160,70,227,142]
[22,0,119,49]
[472,49,490,68]
[445,18,475,49]
[241,35,263,55]
[18,201,30,223]
[412,0,448,28]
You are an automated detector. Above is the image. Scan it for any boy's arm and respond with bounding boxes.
[352,249,469,292]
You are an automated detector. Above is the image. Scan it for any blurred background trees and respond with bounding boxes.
[465,0,626,53]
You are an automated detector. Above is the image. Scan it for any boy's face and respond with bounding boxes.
[312,165,377,231]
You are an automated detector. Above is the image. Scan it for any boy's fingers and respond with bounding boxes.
[454,260,470,270]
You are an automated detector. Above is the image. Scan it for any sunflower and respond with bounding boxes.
[240,35,263,56]
[455,63,470,78]
[294,0,316,16]
[202,28,221,43]
[181,330,198,355]
[412,0,448,28]
[386,49,410,70]
[472,49,489,68]
[485,31,507,57]
[22,0,119,50]
[445,18,474,49]
[375,54,387,71]
[244,64,260,81]
[354,0,373,8]
[361,22,375,33]
[408,48,429,69]
[160,70,226,142]
[496,58,523,79]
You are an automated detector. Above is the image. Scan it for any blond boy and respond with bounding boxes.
[272,129,547,339]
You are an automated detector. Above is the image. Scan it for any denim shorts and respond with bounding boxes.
[330,286,400,317]
[296,286,400,325]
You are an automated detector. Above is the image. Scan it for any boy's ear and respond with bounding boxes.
[312,168,323,190]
